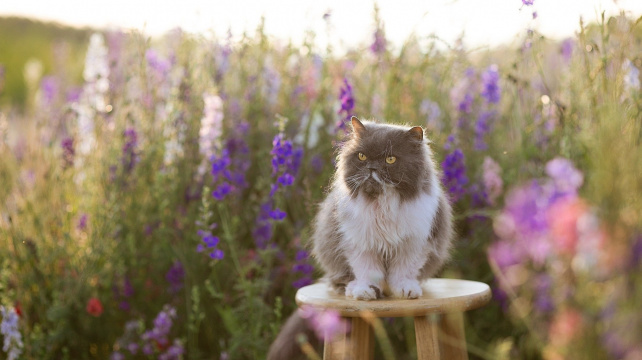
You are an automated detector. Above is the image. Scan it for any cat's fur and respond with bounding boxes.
[267,117,453,359]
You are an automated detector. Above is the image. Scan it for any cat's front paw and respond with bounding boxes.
[390,279,423,299]
[345,280,383,300]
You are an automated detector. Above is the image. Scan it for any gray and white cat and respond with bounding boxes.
[312,117,453,299]
[267,117,453,359]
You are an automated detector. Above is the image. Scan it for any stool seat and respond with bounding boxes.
[296,278,491,317]
[295,279,491,360]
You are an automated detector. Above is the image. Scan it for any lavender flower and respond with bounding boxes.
[77,213,88,230]
[145,49,172,83]
[40,76,59,105]
[522,0,534,5]
[121,128,139,173]
[441,144,468,203]
[197,229,224,260]
[158,340,184,360]
[292,249,314,289]
[545,157,583,198]
[623,59,640,91]
[474,111,494,151]
[336,78,355,133]
[560,38,574,62]
[165,261,185,294]
[61,137,75,168]
[142,305,176,349]
[480,65,501,104]
[370,27,386,55]
[0,306,23,360]
[420,99,443,131]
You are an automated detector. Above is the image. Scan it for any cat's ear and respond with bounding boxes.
[351,116,367,137]
[408,126,424,141]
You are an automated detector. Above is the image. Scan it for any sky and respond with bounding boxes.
[2,0,642,51]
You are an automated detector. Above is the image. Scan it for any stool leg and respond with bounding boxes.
[324,325,348,360]
[414,315,440,360]
[438,312,468,360]
[350,317,374,360]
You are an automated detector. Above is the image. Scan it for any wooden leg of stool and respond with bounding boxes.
[438,312,468,360]
[324,325,348,360]
[350,317,374,360]
[414,315,440,360]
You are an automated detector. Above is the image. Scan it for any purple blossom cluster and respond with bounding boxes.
[488,158,595,313]
[61,137,75,168]
[441,136,468,203]
[197,228,224,260]
[370,28,386,55]
[165,261,184,294]
[112,306,183,360]
[121,128,139,173]
[145,49,172,84]
[336,78,355,133]
[291,249,314,289]
[210,122,251,201]
[253,133,303,249]
[112,276,134,311]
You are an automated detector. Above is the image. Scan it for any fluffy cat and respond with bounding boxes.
[312,117,453,299]
[267,117,453,359]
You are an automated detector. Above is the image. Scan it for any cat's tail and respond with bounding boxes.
[267,310,320,360]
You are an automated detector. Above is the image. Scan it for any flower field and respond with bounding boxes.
[1,5,641,360]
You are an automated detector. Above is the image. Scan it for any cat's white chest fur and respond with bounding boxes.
[337,180,441,257]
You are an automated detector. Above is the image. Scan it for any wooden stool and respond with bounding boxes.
[295,278,491,360]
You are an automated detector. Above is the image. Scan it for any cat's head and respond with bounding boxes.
[337,117,433,201]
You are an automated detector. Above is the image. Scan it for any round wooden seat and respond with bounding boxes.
[295,278,491,360]
[296,278,491,317]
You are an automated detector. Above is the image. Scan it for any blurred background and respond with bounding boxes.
[0,1,641,359]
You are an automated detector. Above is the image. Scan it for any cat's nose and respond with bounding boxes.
[367,163,380,171]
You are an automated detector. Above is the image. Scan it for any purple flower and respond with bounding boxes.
[165,261,184,294]
[292,249,315,288]
[441,147,468,202]
[474,111,495,151]
[630,234,642,268]
[127,342,139,355]
[522,0,534,5]
[480,65,501,104]
[77,213,88,230]
[142,305,176,348]
[110,352,125,360]
[370,28,386,55]
[159,340,184,360]
[560,38,574,63]
[209,249,224,259]
[122,277,134,298]
[40,76,59,105]
[336,78,355,132]
[269,208,287,221]
[61,137,75,168]
[121,127,139,173]
[212,182,232,200]
[545,157,583,197]
[145,49,172,82]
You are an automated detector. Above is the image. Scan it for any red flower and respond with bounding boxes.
[86,297,103,317]
[14,301,22,318]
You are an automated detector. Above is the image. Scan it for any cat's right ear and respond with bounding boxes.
[351,116,367,137]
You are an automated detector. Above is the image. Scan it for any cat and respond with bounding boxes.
[267,117,453,359]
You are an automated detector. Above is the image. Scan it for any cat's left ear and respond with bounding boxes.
[408,126,424,141]
[351,116,367,137]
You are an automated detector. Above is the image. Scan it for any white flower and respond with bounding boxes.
[1,306,23,360]
[198,93,224,175]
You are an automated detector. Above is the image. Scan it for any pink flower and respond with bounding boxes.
[299,306,349,341]
[547,198,588,256]
[482,156,503,205]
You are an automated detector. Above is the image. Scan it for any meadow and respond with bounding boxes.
[0,5,641,360]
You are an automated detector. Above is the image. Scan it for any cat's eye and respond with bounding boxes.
[358,152,367,161]
[386,156,396,164]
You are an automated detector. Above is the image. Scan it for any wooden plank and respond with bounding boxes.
[324,322,348,360]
